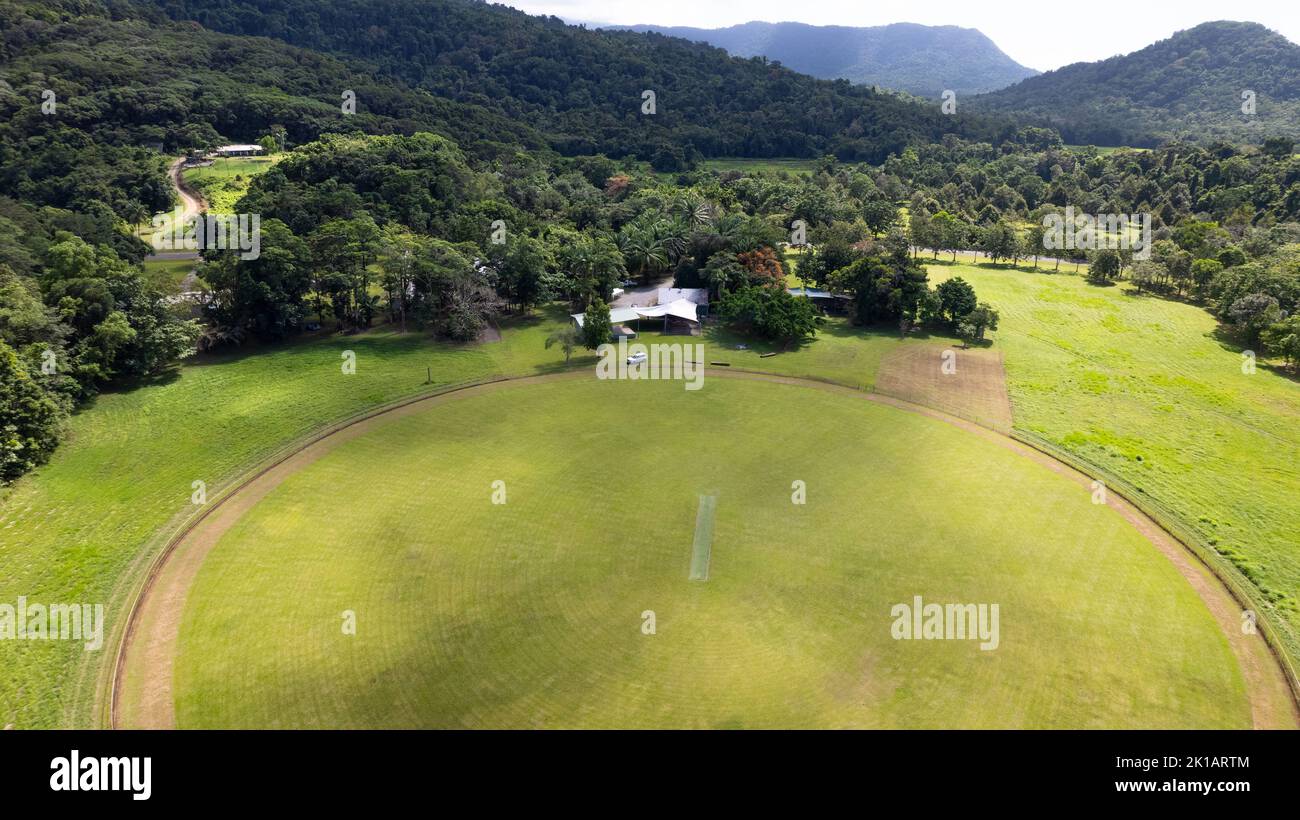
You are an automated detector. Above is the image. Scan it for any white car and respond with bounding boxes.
[626,352,648,365]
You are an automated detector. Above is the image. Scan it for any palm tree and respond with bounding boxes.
[545,325,582,363]
[713,213,747,247]
[658,216,690,264]
[671,192,714,227]
[617,226,667,284]
[125,202,150,238]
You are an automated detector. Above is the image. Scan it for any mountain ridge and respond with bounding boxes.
[601,20,1039,97]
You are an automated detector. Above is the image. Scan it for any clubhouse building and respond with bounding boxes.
[571,288,707,337]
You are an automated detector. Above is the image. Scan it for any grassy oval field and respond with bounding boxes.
[166,375,1251,729]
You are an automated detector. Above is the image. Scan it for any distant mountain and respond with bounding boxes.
[971,21,1300,146]
[606,21,1038,97]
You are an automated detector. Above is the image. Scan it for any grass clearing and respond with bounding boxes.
[141,256,200,293]
[874,342,1013,432]
[0,301,927,727]
[6,255,1294,727]
[697,317,916,390]
[1064,145,1147,156]
[182,155,282,213]
[0,306,574,728]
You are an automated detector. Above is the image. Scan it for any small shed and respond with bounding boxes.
[787,287,851,315]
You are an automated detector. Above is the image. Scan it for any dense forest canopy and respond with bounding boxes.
[137,0,1016,164]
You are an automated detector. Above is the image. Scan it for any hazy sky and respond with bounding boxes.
[500,0,1299,72]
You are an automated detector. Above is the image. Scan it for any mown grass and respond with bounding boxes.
[6,256,1292,727]
[141,257,199,293]
[927,261,1300,658]
[698,317,940,390]
[174,376,1247,728]
[598,310,951,392]
[183,155,282,213]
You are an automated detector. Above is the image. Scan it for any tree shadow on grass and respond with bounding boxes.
[1209,324,1250,355]
[920,256,1080,276]
[1261,362,1300,383]
[700,314,912,356]
[794,317,967,348]
[1206,325,1300,384]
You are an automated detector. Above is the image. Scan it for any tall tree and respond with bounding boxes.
[581,297,613,350]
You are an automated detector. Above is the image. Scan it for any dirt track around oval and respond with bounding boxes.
[110,369,1299,730]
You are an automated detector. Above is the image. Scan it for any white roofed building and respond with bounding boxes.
[656,288,709,312]
[213,144,265,157]
[571,298,701,336]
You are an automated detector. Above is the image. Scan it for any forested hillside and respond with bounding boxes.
[0,0,544,212]
[137,0,1013,165]
[972,21,1300,146]
[0,0,554,479]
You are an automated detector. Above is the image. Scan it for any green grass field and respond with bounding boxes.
[141,256,200,293]
[699,316,922,390]
[0,309,573,728]
[183,155,282,213]
[172,376,1248,728]
[927,262,1300,660]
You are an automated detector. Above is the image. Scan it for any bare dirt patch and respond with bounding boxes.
[872,342,1013,433]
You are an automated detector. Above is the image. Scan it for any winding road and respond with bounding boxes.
[148,158,208,292]
[169,156,207,225]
